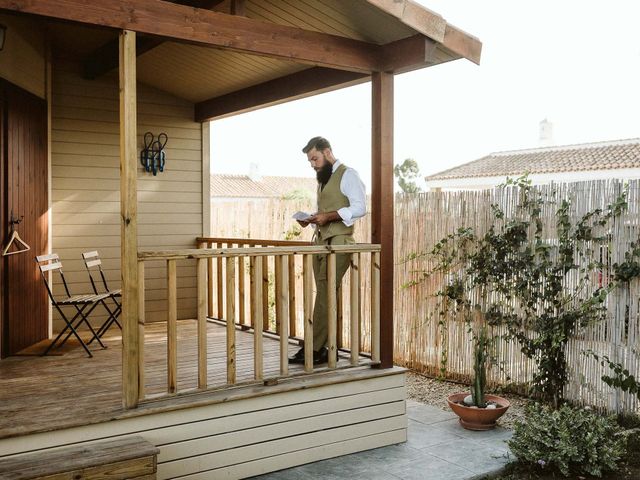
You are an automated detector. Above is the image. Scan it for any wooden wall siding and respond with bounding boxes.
[1,81,49,356]
[0,321,407,478]
[0,364,406,479]
[0,14,46,99]
[51,61,203,329]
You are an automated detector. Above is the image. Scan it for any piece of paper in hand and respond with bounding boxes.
[292,211,312,222]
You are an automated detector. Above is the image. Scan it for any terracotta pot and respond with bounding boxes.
[447,393,510,431]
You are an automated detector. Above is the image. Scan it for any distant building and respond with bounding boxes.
[425,138,640,191]
[211,168,317,203]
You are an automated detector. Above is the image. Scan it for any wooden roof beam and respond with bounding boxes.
[1,0,380,74]
[195,67,369,122]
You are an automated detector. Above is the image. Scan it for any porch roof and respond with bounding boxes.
[5,0,481,121]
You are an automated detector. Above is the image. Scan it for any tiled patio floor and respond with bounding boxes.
[254,400,513,480]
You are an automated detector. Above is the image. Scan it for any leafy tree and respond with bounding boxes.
[394,158,422,193]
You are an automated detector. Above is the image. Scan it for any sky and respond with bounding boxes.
[210,0,640,191]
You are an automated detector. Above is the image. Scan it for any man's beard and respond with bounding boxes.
[316,162,333,186]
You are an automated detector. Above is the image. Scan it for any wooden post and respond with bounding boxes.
[350,253,360,366]
[226,256,236,384]
[197,257,207,389]
[216,242,223,320]
[207,242,213,317]
[371,251,381,363]
[137,261,145,400]
[327,253,337,369]
[303,254,313,372]
[288,255,296,337]
[371,71,394,369]
[277,256,289,376]
[119,29,139,409]
[252,256,263,380]
[167,259,178,393]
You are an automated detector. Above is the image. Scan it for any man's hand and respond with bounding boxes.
[296,220,309,227]
[308,211,340,226]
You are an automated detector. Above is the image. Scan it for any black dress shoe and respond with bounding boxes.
[288,347,306,364]
[313,347,329,365]
[313,347,340,365]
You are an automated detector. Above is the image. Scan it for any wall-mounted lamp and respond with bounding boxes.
[0,24,7,52]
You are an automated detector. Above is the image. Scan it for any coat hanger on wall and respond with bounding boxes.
[2,211,30,257]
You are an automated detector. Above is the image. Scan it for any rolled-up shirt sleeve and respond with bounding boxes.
[337,168,367,227]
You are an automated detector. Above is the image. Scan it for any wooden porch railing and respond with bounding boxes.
[135,241,381,402]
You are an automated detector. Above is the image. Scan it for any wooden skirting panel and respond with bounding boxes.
[0,369,407,480]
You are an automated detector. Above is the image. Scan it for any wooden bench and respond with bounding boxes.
[0,436,159,480]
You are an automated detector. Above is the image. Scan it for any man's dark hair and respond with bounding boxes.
[302,136,331,154]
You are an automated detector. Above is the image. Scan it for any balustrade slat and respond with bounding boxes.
[371,251,381,363]
[350,253,360,366]
[327,253,337,369]
[204,242,213,318]
[252,256,264,380]
[275,255,282,335]
[303,254,314,372]
[277,255,289,376]
[167,259,178,393]
[337,285,343,349]
[137,261,145,400]
[226,257,236,384]
[249,256,256,329]
[238,245,246,326]
[197,257,207,389]
[288,255,296,337]
[262,254,269,332]
[216,242,223,320]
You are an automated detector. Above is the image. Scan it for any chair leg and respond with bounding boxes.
[44,304,94,358]
[89,300,121,343]
[60,303,107,350]
[75,302,107,349]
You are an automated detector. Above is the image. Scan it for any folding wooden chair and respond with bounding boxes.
[36,254,110,358]
[82,251,122,340]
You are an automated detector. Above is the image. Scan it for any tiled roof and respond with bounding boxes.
[426,138,640,181]
[210,174,317,198]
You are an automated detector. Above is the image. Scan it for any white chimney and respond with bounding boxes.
[539,118,554,147]
[248,162,262,182]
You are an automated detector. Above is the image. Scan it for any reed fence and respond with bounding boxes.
[211,179,640,412]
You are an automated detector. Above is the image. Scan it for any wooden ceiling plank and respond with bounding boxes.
[195,67,369,122]
[0,0,380,73]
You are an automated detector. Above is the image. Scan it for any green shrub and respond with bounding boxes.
[508,403,625,477]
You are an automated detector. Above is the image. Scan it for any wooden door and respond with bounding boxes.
[0,79,49,357]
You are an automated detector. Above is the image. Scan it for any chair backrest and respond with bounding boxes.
[82,251,110,294]
[35,253,71,301]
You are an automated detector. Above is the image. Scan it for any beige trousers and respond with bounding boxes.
[312,234,354,351]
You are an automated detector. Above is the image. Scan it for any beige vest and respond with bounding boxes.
[317,163,354,241]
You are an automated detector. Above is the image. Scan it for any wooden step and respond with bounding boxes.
[0,436,158,480]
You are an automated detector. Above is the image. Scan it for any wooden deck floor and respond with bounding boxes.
[0,321,365,440]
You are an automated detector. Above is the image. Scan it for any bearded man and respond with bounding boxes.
[289,136,366,365]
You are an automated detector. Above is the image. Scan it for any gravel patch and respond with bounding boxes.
[406,371,529,429]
